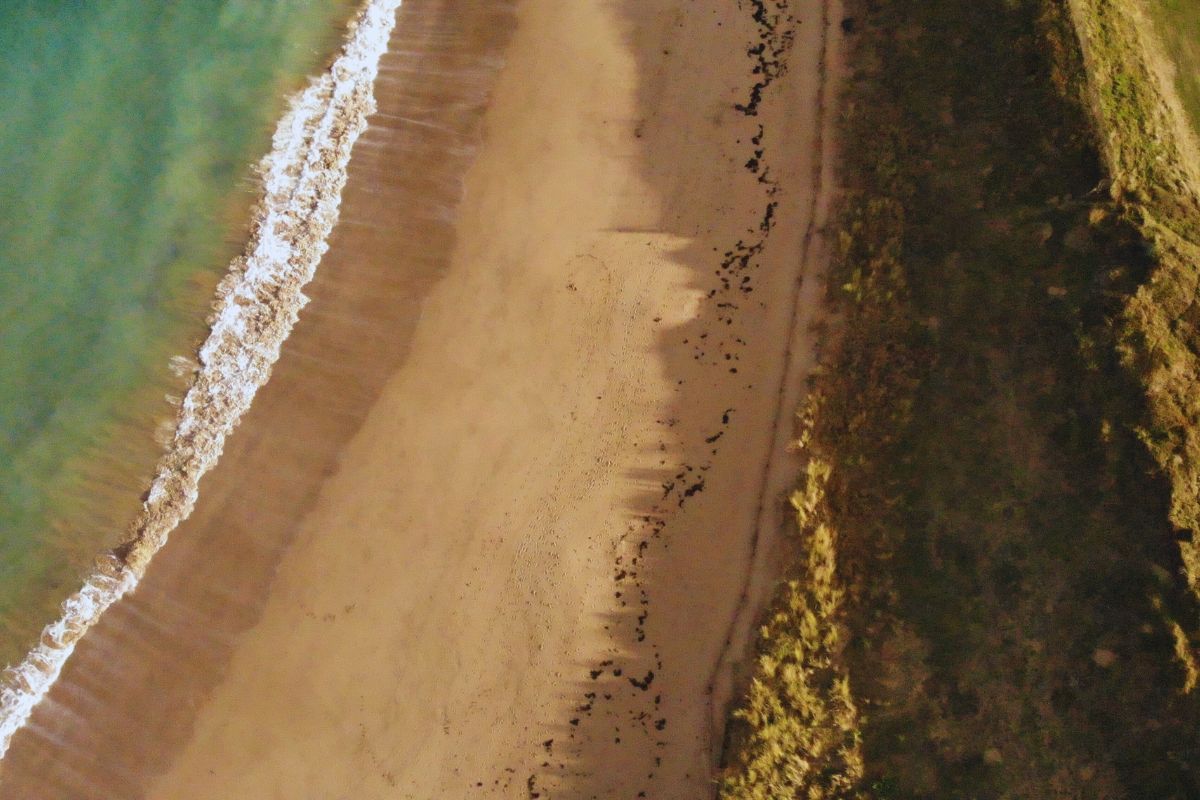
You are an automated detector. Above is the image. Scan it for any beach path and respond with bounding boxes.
[0,0,838,796]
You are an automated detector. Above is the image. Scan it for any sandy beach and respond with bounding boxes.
[0,0,838,796]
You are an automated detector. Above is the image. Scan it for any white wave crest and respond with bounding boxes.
[0,0,403,759]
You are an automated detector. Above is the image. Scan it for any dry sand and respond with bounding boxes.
[0,0,840,797]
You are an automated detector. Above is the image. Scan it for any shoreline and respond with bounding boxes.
[0,0,400,764]
[0,0,358,670]
[1,0,836,796]
[0,2,520,794]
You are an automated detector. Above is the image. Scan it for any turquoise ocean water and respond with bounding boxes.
[0,0,353,665]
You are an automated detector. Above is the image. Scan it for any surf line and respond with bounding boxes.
[0,0,403,759]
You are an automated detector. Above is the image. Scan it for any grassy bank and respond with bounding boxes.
[720,0,1200,797]
[1071,0,1200,607]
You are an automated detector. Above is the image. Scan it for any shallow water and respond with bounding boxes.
[0,0,353,666]
[0,5,518,787]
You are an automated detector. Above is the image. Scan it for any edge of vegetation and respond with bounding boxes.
[720,0,1200,796]
[1069,0,1200,599]
[718,3,919,791]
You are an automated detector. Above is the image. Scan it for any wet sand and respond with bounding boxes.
[0,0,839,797]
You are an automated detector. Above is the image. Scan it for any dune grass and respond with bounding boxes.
[719,423,866,799]
[720,0,1200,796]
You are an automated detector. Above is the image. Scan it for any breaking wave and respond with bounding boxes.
[0,0,402,759]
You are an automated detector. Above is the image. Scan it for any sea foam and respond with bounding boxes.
[0,0,402,759]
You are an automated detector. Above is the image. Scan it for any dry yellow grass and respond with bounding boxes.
[720,402,865,800]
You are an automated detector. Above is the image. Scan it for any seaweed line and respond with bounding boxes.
[703,0,833,765]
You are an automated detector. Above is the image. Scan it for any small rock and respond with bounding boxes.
[1093,648,1118,668]
[984,748,1003,765]
[1047,286,1068,298]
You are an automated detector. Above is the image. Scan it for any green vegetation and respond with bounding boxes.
[1142,0,1200,137]
[721,0,1200,796]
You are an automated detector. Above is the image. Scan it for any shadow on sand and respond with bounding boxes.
[519,1,834,798]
